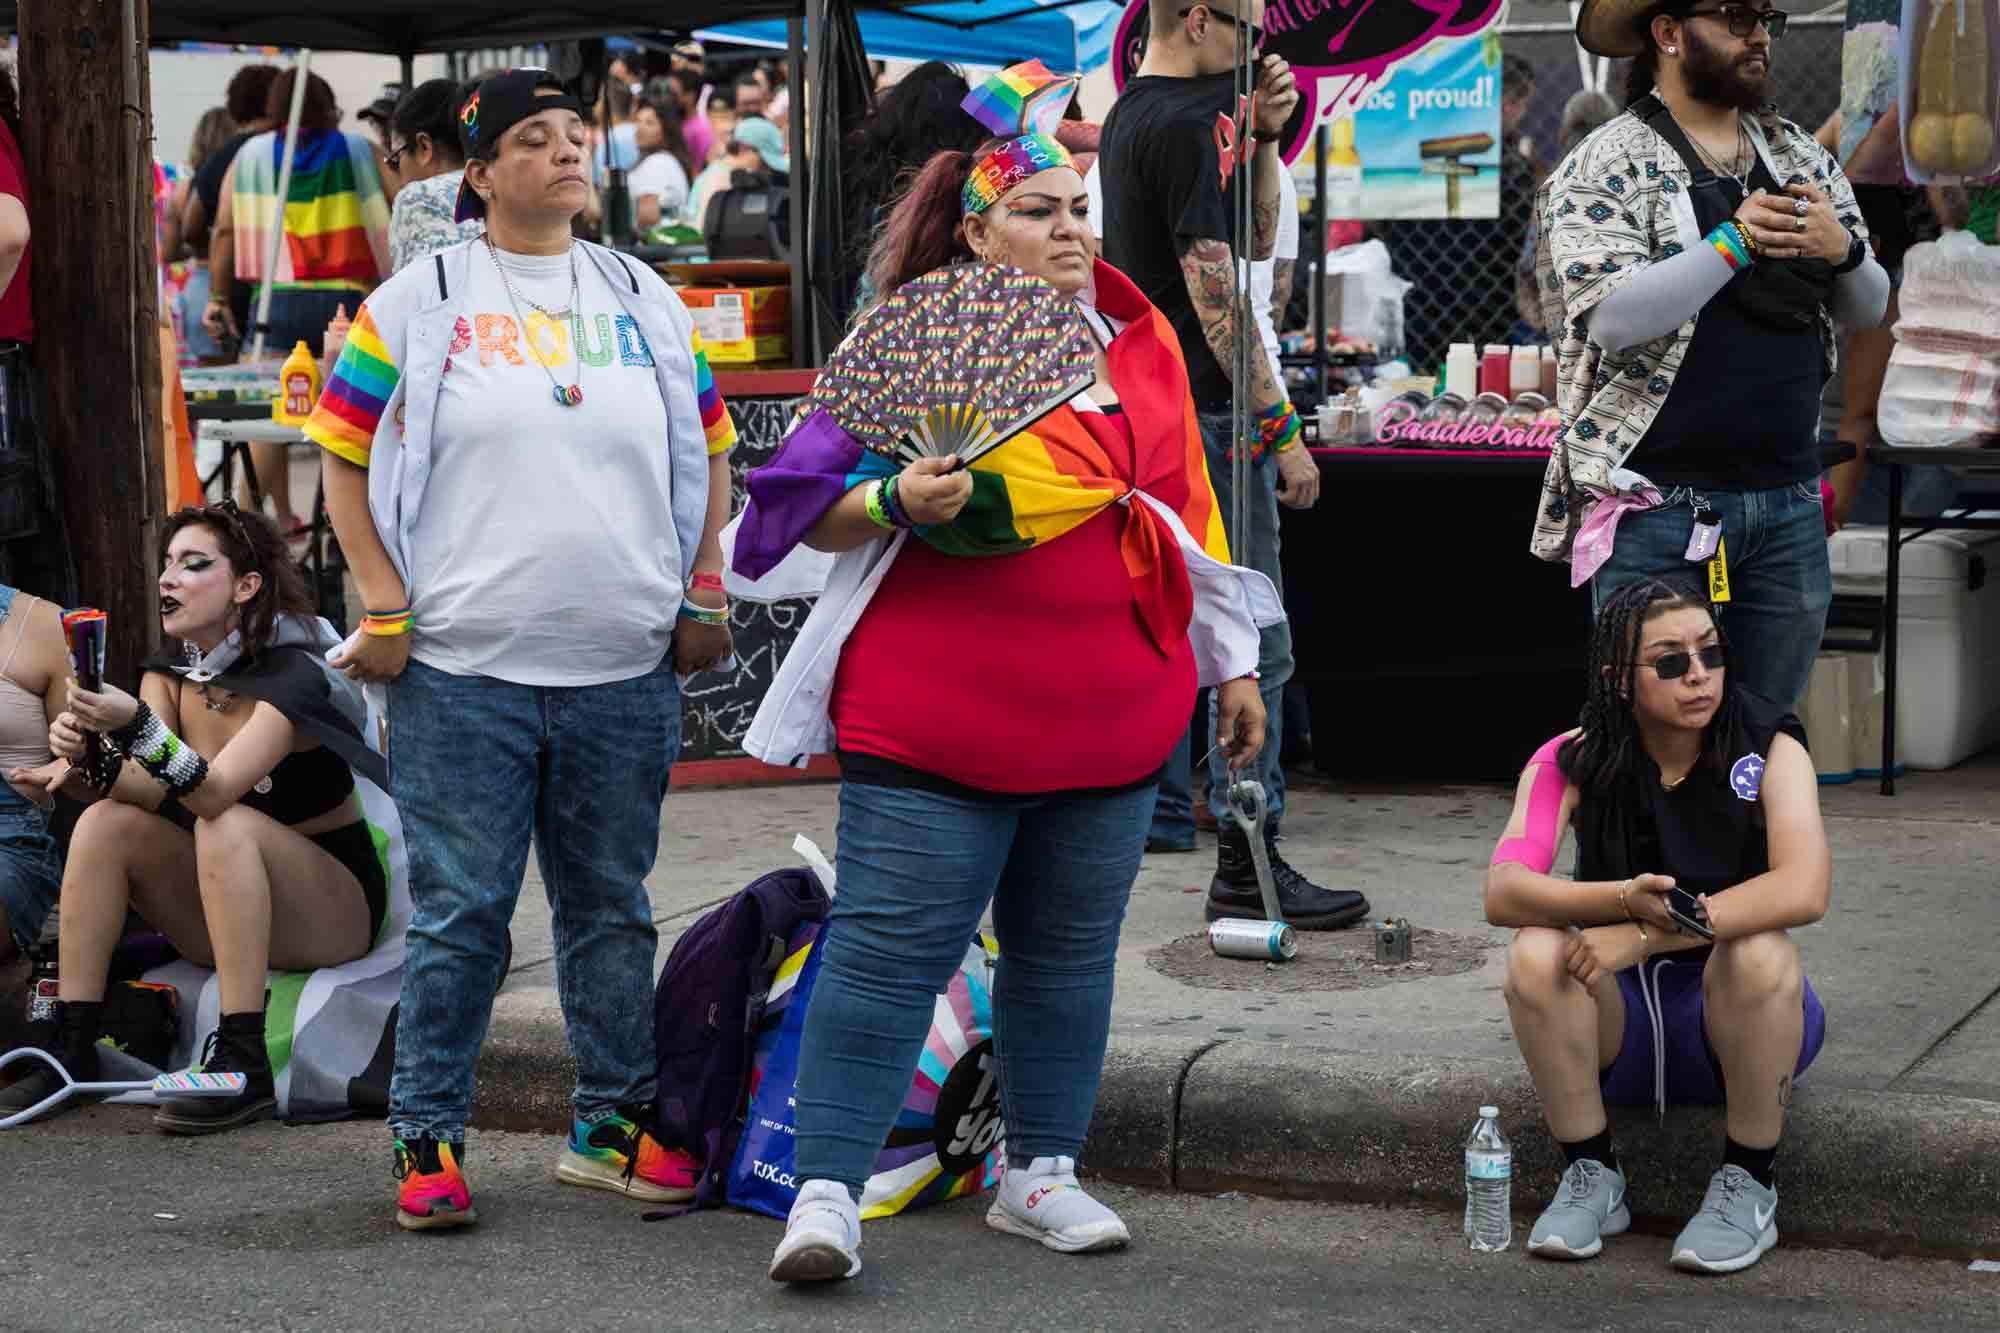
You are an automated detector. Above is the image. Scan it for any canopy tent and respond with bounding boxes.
[700,0,1126,75]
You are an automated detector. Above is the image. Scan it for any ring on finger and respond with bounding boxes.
[1794,197,1809,217]
[1794,215,1807,232]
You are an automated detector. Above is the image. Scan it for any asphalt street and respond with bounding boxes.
[1,1110,1993,1332]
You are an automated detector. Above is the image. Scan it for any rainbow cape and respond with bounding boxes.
[735,262,1227,655]
[231,130,387,288]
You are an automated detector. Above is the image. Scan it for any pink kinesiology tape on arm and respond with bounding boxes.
[1490,734,1568,873]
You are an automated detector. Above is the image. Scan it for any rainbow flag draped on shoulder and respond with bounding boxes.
[734,262,1230,655]
[230,129,389,291]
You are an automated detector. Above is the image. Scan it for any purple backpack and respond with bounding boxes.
[650,866,830,1212]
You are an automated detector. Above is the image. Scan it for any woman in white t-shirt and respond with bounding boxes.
[628,100,694,229]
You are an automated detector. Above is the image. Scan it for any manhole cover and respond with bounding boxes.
[1149,926,1501,992]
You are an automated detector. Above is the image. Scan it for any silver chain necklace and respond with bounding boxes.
[1688,116,1752,195]
[485,234,584,407]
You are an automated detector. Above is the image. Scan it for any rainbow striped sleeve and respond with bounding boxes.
[690,329,736,456]
[302,305,398,468]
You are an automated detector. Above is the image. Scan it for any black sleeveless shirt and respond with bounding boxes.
[1572,689,1808,898]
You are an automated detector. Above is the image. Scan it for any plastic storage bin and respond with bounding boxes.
[1826,522,2000,770]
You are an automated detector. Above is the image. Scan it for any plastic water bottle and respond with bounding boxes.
[1463,1105,1512,1252]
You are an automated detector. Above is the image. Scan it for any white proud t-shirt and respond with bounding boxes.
[409,243,681,686]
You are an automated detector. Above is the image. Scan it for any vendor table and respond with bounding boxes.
[193,416,347,630]
[1282,446,1588,781]
[1868,444,2000,795]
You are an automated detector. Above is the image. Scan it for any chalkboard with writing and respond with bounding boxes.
[679,393,812,763]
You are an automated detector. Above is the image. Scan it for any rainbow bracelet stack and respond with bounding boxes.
[863,479,897,531]
[361,605,413,637]
[1250,401,1303,462]
[1707,219,1757,271]
[680,571,730,627]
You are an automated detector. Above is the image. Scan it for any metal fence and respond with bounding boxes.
[1377,10,1847,377]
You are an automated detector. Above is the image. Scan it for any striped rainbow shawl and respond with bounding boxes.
[231,129,389,289]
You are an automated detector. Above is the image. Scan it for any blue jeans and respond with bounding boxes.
[386,656,680,1141]
[0,794,60,954]
[1148,713,1199,846]
[1591,480,1833,710]
[793,779,1154,1193]
[1199,412,1292,823]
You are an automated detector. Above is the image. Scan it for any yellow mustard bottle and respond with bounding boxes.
[275,339,321,426]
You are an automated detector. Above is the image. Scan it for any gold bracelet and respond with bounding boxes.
[1633,919,1651,954]
[1618,879,1633,921]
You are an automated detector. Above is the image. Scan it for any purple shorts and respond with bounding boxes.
[1599,952,1828,1108]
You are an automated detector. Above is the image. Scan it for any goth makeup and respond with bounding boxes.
[159,525,257,651]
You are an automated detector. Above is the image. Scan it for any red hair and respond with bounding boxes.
[862,138,1009,302]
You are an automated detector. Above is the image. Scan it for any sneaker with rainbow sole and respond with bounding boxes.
[394,1136,477,1231]
[554,1108,699,1204]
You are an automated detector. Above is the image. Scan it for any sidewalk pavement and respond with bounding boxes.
[471,752,2000,1257]
[4,754,1991,1255]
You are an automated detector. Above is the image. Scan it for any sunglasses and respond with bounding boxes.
[1682,4,1789,40]
[1644,642,1727,680]
[1179,4,1266,48]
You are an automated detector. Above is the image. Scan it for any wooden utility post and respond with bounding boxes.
[18,0,164,679]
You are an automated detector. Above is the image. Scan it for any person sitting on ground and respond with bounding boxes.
[0,586,74,965]
[0,504,390,1131]
[1485,575,1830,1275]
[385,79,481,273]
[628,99,696,230]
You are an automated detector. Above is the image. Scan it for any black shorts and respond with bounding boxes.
[309,820,389,947]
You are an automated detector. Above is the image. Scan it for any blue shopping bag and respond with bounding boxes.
[727,920,1005,1220]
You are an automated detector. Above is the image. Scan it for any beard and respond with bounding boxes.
[1680,23,1770,112]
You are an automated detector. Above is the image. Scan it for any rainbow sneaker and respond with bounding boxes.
[554,1108,699,1204]
[393,1136,477,1231]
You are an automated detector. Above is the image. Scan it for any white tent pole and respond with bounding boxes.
[1567,2,1594,92]
[251,48,313,365]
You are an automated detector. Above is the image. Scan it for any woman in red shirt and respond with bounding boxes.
[739,65,1272,1284]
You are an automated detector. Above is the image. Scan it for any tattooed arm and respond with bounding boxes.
[1181,239,1283,414]
[1251,143,1283,261]
[1268,258,1295,337]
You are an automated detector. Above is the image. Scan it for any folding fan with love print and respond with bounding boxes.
[809,262,1095,467]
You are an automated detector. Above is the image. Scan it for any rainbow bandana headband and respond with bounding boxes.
[962,132,1074,215]
[959,60,1079,216]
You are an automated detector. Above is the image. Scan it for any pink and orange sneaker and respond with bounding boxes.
[554,1109,698,1204]
[394,1136,477,1231]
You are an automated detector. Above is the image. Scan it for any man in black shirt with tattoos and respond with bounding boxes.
[1099,0,1368,931]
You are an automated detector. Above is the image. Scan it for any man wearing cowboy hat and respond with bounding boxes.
[1530,0,1888,719]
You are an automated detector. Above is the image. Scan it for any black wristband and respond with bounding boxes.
[1831,230,1867,275]
[1251,129,1283,144]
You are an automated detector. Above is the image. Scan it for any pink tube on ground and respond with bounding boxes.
[1490,734,1568,873]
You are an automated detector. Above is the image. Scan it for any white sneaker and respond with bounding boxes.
[768,1179,862,1282]
[985,1155,1131,1254]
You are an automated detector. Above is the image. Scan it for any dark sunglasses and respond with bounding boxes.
[1645,642,1727,680]
[1682,4,1789,40]
[1179,3,1266,48]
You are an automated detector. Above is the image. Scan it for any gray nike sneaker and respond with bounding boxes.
[1527,1158,1630,1259]
[1671,1165,1778,1274]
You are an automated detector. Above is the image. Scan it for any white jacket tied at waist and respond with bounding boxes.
[720,487,1287,770]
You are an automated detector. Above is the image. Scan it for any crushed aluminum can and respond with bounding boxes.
[1209,917,1298,961]
[1373,918,1412,964]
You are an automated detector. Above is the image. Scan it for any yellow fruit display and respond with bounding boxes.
[1908,0,1995,174]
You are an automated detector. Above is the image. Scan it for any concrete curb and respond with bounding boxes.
[471,1011,2000,1257]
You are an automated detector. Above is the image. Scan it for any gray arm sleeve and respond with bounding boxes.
[1585,243,1734,354]
[1829,250,1891,331]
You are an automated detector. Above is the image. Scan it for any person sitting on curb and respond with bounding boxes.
[1484,575,1830,1274]
[0,505,389,1132]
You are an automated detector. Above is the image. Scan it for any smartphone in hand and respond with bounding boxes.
[1665,887,1714,940]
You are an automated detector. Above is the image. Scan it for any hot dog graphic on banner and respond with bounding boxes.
[1112,0,1510,218]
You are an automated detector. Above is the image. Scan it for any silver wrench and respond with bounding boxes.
[1223,778,1285,925]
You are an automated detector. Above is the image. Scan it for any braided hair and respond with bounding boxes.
[1557,575,1743,793]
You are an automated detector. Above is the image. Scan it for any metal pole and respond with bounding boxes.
[1882,460,1902,796]
[251,49,313,365]
[1313,122,1328,404]
[788,12,811,367]
[1229,18,1252,569]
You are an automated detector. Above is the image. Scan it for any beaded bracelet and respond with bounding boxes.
[882,474,915,529]
[863,479,897,531]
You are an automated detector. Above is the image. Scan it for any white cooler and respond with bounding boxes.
[1823,522,2000,771]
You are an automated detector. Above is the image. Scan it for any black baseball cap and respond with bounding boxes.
[453,68,585,222]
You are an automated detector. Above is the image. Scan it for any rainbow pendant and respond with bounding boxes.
[553,384,583,407]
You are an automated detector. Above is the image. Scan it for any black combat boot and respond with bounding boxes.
[153,1011,277,1135]
[1206,825,1370,930]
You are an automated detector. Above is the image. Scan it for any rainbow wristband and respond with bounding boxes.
[360,611,413,638]
[882,475,915,529]
[678,600,729,627]
[1708,220,1755,272]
